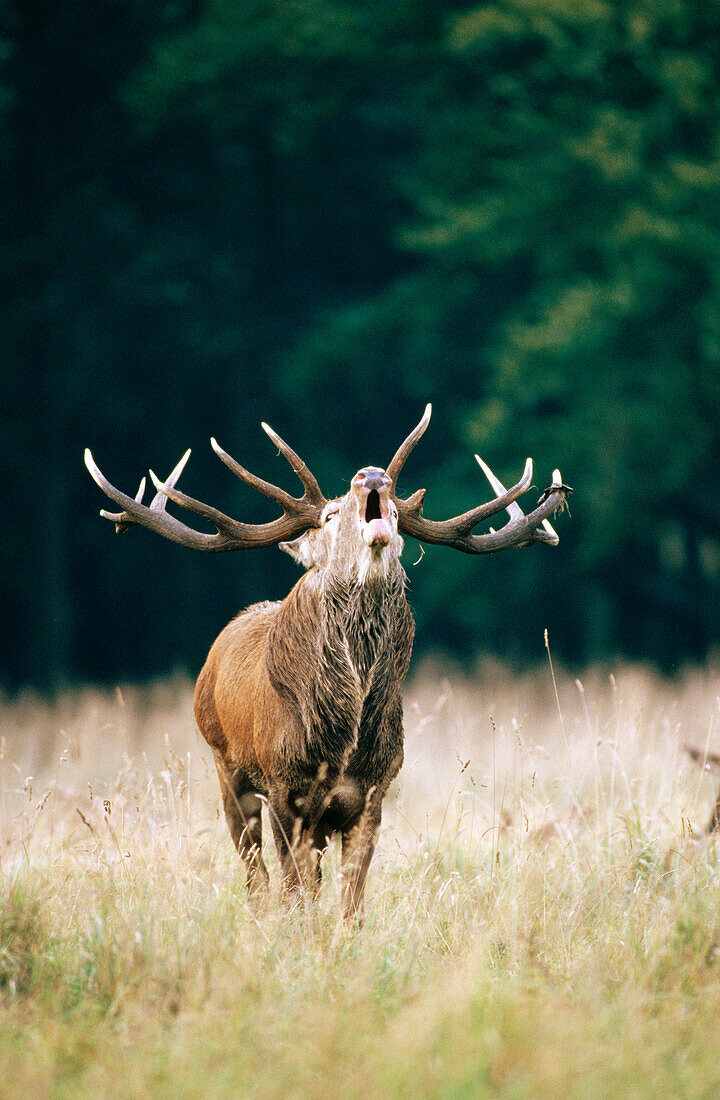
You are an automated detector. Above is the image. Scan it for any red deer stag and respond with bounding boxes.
[85,406,570,918]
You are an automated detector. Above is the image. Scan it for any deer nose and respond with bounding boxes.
[353,467,390,492]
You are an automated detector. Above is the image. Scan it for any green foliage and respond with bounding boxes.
[3,0,720,685]
[290,0,720,667]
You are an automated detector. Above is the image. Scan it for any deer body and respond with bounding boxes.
[85,406,570,917]
[196,548,414,908]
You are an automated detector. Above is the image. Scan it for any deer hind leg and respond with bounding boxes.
[341,799,382,922]
[215,761,269,894]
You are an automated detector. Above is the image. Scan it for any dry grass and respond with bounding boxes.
[2,660,720,1098]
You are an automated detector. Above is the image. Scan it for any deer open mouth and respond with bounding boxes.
[360,491,392,548]
[351,467,394,548]
[364,490,383,523]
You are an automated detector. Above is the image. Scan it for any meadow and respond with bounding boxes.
[2,659,720,1099]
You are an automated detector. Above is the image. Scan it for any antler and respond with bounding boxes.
[388,404,572,554]
[84,424,327,552]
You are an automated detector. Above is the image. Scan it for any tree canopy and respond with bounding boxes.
[3,0,720,689]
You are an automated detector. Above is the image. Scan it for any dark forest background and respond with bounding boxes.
[4,0,720,691]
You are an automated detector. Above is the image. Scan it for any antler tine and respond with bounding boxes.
[211,438,302,514]
[261,422,326,506]
[476,456,532,522]
[210,422,327,517]
[97,449,191,534]
[475,455,558,540]
[386,404,432,491]
[147,468,251,539]
[148,462,325,542]
[103,475,147,534]
[85,447,234,550]
[86,423,328,553]
[394,446,570,554]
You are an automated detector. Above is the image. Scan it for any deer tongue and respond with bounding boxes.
[362,518,392,547]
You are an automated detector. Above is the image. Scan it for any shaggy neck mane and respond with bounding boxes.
[322,566,406,684]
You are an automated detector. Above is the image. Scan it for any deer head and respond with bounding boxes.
[279,467,403,585]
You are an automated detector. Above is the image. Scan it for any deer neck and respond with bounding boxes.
[320,562,406,684]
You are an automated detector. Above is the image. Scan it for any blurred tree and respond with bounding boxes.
[444,0,720,666]
[2,0,720,688]
[2,0,207,686]
[292,0,720,668]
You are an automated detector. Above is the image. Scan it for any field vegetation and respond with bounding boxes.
[2,660,720,1098]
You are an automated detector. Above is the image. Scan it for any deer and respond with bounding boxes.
[85,405,570,918]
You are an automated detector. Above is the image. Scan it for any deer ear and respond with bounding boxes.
[279,532,316,568]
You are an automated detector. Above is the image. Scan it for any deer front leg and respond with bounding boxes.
[215,761,269,895]
[341,798,382,922]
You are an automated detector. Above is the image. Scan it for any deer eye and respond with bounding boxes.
[324,511,338,523]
